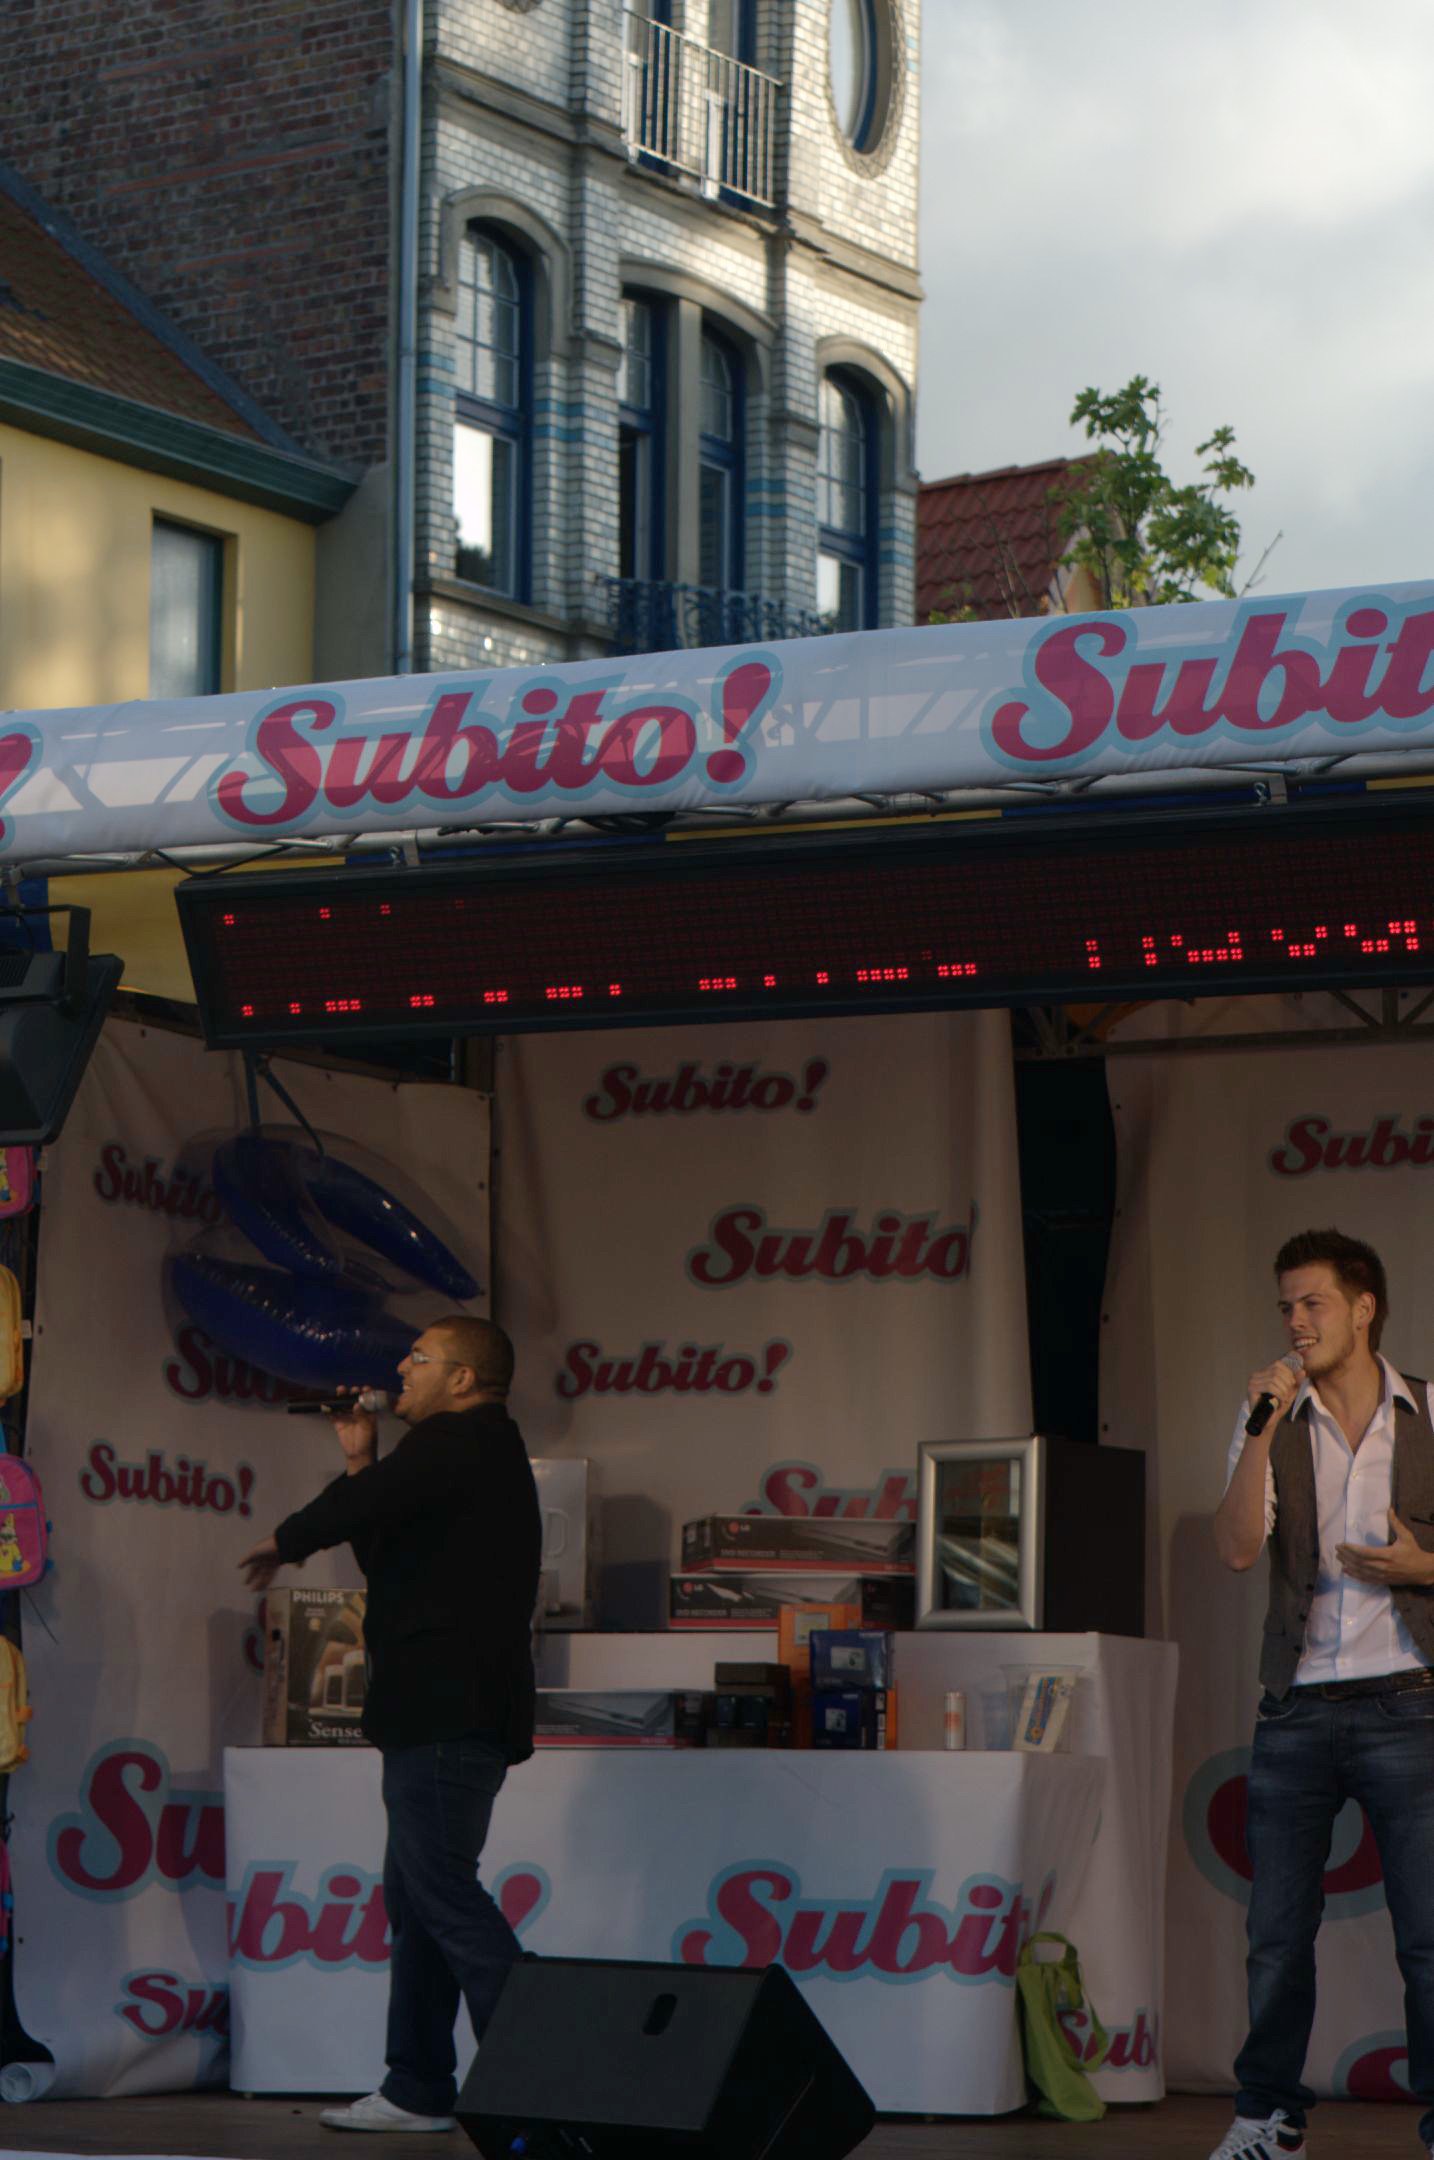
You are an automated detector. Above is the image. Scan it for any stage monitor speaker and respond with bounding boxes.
[0,908,121,1143]
[457,1957,875,2160]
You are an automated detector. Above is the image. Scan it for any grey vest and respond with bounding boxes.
[1262,1372,1434,1697]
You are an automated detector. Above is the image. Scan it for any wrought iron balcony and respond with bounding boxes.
[602,577,834,655]
[622,10,780,209]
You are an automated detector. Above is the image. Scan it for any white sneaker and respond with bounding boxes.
[1208,2112,1305,2159]
[320,2091,458,2133]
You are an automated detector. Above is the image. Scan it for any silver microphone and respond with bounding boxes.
[1244,1350,1305,1438]
[285,1388,391,1418]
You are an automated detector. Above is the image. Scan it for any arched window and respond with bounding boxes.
[619,295,666,581]
[453,228,528,597]
[699,329,743,594]
[817,373,876,629]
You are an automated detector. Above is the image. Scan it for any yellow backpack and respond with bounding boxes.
[0,1639,32,1772]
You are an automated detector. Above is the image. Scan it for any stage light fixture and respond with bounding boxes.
[0,907,123,1142]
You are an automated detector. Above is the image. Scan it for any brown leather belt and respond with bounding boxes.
[1294,1667,1434,1702]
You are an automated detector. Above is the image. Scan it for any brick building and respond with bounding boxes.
[3,0,921,679]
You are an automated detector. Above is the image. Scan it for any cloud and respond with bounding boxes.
[918,0,1434,590]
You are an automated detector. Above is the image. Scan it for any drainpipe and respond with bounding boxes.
[394,0,424,674]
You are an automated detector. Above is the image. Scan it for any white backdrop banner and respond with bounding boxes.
[496,1010,1030,1611]
[1102,1008,1434,2100]
[10,1020,489,2096]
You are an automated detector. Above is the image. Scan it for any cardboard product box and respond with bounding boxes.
[262,1587,370,1747]
[709,1663,793,1748]
[532,1458,600,1630]
[669,1572,915,1631]
[681,1514,915,1573]
[811,1687,898,1750]
[809,1628,895,1692]
[533,1688,705,1747]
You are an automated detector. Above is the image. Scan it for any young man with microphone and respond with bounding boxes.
[1210,1229,1434,2160]
[240,1316,541,2135]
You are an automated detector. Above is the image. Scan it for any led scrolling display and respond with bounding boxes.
[175,807,1434,1044]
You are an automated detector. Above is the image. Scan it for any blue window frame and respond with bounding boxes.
[709,0,756,61]
[698,329,743,594]
[150,520,223,697]
[829,0,880,151]
[453,228,530,599]
[817,372,877,630]
[619,295,667,582]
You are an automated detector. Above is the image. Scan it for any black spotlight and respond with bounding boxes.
[0,907,122,1142]
[457,1957,876,2160]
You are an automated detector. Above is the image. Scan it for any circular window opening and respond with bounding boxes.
[829,0,889,153]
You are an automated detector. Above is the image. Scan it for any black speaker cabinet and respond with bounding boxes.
[458,1957,875,2160]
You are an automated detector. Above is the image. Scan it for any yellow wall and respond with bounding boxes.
[0,423,316,711]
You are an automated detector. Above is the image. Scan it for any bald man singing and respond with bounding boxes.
[241,1316,541,2135]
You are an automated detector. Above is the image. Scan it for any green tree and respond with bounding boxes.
[1053,374,1266,609]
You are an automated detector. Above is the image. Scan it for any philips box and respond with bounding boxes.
[669,1572,915,1630]
[681,1515,914,1573]
[532,1458,599,1630]
[262,1587,370,1747]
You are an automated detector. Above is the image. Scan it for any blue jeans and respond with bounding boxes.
[1236,1684,1434,2143]
[378,1734,522,2118]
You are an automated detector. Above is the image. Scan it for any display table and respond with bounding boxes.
[225,1744,1103,2112]
[535,1627,1178,2103]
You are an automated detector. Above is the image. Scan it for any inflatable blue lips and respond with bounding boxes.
[169,1133,479,1393]
[210,1134,478,1299]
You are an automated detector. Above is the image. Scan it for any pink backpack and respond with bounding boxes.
[0,1453,47,1590]
[0,1149,35,1220]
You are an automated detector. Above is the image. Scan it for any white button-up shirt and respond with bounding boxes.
[1224,1355,1431,1685]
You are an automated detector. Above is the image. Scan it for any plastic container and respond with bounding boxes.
[1001,1664,1083,1753]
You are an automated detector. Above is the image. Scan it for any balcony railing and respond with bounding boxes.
[622,11,780,209]
[602,577,834,655]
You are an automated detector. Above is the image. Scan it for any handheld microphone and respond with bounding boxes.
[285,1388,391,1418]
[1244,1351,1305,1438]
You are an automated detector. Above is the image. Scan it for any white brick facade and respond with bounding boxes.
[415,0,920,670]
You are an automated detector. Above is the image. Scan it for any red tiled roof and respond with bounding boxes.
[0,187,264,440]
[917,456,1096,624]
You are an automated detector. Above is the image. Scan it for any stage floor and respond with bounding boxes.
[0,2094,1421,2158]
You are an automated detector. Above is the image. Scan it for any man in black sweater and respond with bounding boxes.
[240,1314,541,2136]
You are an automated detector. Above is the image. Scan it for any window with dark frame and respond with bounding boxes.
[453,228,529,599]
[698,328,743,594]
[817,372,877,630]
[619,295,666,582]
[150,519,223,699]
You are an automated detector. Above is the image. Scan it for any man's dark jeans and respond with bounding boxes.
[1236,1684,1434,2144]
[378,1733,522,2118]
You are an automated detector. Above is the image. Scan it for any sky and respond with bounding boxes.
[916,0,1434,598]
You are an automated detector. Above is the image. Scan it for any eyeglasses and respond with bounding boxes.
[406,1348,462,1367]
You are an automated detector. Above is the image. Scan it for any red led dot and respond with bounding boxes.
[223,913,236,927]
[816,972,829,986]
[609,983,622,996]
[1171,935,1184,948]
[1144,953,1158,967]
[380,904,392,918]
[1345,924,1358,937]
[241,1003,254,1018]
[965,963,977,977]
[763,975,776,988]
[289,1002,301,1015]
[1271,929,1284,941]
[1315,926,1328,939]
[483,989,509,1005]
[319,908,331,921]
